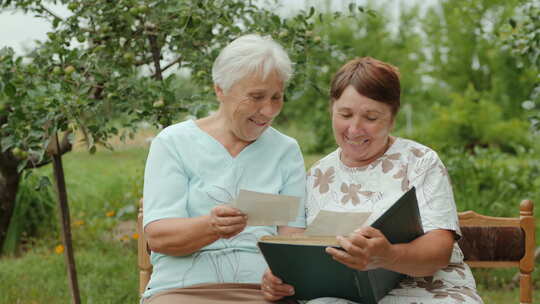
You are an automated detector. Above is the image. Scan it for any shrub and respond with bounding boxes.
[413,85,532,154]
[1,174,57,255]
[442,147,540,216]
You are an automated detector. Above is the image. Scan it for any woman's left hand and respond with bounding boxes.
[261,268,295,301]
[325,226,398,271]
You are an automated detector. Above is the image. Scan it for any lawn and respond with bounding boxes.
[0,144,538,303]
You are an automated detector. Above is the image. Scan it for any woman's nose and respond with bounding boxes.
[259,99,282,118]
[348,120,364,136]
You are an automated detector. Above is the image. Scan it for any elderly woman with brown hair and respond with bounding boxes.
[262,57,483,304]
[142,34,305,304]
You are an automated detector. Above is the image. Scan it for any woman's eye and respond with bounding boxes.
[251,95,265,101]
[340,113,352,118]
[366,116,377,121]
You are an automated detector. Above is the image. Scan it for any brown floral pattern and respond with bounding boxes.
[340,182,362,205]
[339,183,376,205]
[313,167,335,194]
[371,153,401,173]
[393,163,410,192]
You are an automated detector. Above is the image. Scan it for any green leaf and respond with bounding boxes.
[509,18,516,29]
[52,17,61,29]
[4,83,16,97]
[348,3,356,14]
[272,15,281,26]
[17,159,29,173]
[307,7,315,19]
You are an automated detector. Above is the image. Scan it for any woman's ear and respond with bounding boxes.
[214,84,224,102]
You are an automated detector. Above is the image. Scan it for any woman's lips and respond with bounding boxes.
[249,118,269,127]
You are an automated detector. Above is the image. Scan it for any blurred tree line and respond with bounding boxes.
[277,0,538,155]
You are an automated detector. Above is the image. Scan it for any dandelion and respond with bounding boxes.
[132,232,139,240]
[73,220,85,227]
[55,244,65,254]
[106,210,115,217]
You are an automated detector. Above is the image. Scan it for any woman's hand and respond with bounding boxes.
[261,268,295,301]
[325,226,398,271]
[209,204,247,239]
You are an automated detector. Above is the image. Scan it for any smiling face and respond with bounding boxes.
[215,71,284,143]
[332,85,395,167]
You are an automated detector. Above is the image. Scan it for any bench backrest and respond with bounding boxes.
[457,200,535,304]
[137,200,535,303]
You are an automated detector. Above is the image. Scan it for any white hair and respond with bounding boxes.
[212,34,293,93]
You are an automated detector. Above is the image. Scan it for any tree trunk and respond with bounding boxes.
[0,152,22,253]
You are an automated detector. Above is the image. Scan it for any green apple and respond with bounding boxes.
[153,99,165,108]
[94,45,106,53]
[64,65,76,75]
[159,117,169,125]
[52,66,62,75]
[138,5,149,13]
[12,147,28,160]
[123,52,135,62]
[19,151,28,160]
[68,2,79,10]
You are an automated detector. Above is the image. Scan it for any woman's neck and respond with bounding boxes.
[196,113,252,157]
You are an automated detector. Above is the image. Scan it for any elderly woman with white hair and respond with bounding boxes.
[141,34,306,304]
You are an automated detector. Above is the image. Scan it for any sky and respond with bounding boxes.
[0,0,437,55]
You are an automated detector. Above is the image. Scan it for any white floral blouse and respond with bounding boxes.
[304,137,484,304]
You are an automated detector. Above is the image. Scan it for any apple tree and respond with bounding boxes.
[0,0,329,301]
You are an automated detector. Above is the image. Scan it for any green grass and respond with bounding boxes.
[0,147,147,303]
[0,146,538,303]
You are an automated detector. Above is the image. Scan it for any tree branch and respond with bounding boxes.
[161,56,182,74]
[147,29,163,81]
[38,3,63,21]
[26,131,73,170]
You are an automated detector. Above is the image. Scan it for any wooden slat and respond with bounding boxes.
[465,261,519,268]
[458,210,520,227]
[137,202,152,295]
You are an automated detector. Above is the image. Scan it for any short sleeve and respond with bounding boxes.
[412,151,461,237]
[279,141,307,228]
[143,135,190,228]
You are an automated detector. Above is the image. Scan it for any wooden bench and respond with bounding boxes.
[137,200,536,303]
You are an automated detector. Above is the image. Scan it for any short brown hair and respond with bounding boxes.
[330,57,401,116]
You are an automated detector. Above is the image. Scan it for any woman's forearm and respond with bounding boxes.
[385,230,454,277]
[145,216,219,256]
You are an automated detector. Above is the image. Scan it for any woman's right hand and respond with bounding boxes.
[261,268,295,301]
[209,204,247,239]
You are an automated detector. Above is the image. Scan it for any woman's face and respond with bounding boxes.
[215,71,284,142]
[332,85,394,167]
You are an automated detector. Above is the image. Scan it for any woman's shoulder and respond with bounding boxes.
[262,127,301,149]
[154,120,197,141]
[393,137,439,159]
[307,149,339,172]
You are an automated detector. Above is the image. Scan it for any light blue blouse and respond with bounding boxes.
[142,119,306,298]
